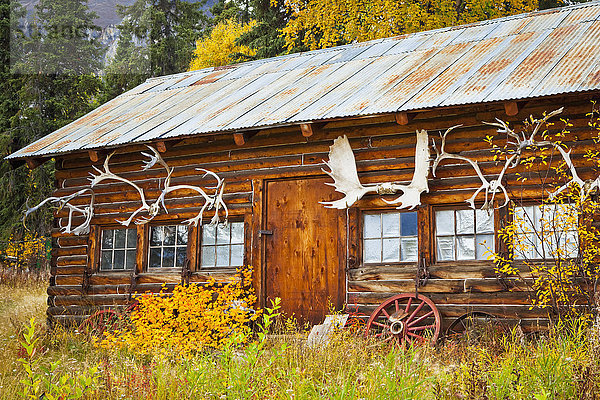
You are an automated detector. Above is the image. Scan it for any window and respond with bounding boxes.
[100,228,136,271]
[201,222,244,268]
[148,225,189,269]
[513,204,578,259]
[363,212,418,263]
[435,209,494,261]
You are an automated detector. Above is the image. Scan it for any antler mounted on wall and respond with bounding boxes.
[24,146,228,235]
[321,130,430,210]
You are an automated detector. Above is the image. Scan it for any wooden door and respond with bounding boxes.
[264,177,344,324]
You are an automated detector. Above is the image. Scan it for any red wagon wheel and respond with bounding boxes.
[365,293,441,346]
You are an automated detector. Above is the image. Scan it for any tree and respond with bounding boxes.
[282,0,537,51]
[188,18,256,70]
[0,0,103,246]
[236,0,290,59]
[116,0,210,77]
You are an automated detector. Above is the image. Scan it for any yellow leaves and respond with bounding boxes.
[99,267,260,357]
[282,0,536,51]
[188,19,258,71]
[2,233,49,270]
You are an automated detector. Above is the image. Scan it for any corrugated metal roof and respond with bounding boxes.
[8,1,600,160]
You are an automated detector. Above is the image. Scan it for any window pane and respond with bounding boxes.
[514,206,535,234]
[163,226,176,246]
[401,212,418,236]
[476,209,494,233]
[125,250,136,270]
[175,249,186,269]
[100,250,112,270]
[382,238,400,262]
[150,226,163,246]
[177,225,188,245]
[364,214,381,238]
[364,239,381,263]
[202,225,216,245]
[231,244,244,266]
[162,247,175,268]
[126,229,137,248]
[456,210,474,234]
[382,213,400,238]
[114,229,126,249]
[217,224,230,245]
[149,248,162,268]
[437,236,454,261]
[401,238,418,261]
[113,250,125,270]
[562,230,579,258]
[201,246,215,268]
[231,222,244,244]
[457,236,475,260]
[476,234,494,260]
[436,210,454,235]
[101,230,113,250]
[216,245,229,267]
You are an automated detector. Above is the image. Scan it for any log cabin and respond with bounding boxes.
[7,2,600,333]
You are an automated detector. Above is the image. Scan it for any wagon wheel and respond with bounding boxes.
[365,293,441,346]
[445,311,498,341]
[79,309,121,336]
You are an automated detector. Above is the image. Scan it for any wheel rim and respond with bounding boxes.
[80,309,120,336]
[365,293,441,346]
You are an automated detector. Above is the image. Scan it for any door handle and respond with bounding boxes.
[259,229,273,236]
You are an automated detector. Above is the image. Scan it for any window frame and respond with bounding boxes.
[198,220,246,270]
[146,223,192,272]
[358,208,421,267]
[431,204,499,264]
[98,226,137,272]
[510,202,580,261]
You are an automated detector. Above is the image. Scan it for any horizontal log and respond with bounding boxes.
[347,291,533,306]
[348,303,553,320]
[52,294,135,307]
[54,270,238,286]
[348,263,531,281]
[348,278,528,294]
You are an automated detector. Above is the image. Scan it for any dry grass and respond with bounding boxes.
[2,276,600,399]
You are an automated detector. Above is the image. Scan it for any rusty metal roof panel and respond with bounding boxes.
[534,20,600,96]
[485,22,592,102]
[361,41,475,115]
[9,1,600,160]
[438,29,551,107]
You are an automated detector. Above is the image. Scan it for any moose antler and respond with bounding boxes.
[321,130,430,210]
[23,188,95,235]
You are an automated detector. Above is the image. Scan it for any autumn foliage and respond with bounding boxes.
[188,19,257,70]
[282,0,537,50]
[99,268,259,355]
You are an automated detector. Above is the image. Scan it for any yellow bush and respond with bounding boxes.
[2,232,49,270]
[99,267,259,355]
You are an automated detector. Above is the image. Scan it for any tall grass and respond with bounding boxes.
[2,277,600,399]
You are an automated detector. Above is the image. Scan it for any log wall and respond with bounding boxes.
[47,94,598,330]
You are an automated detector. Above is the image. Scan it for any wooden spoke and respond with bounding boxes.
[407,310,434,328]
[365,293,441,345]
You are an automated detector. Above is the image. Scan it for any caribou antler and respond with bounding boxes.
[321,130,431,210]
[24,188,95,235]
[432,125,509,211]
[484,107,599,202]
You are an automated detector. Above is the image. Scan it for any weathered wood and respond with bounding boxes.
[504,101,520,116]
[88,150,100,163]
[264,177,344,324]
[395,112,415,125]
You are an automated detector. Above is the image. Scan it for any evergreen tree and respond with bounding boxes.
[0,0,104,244]
[236,0,289,59]
[116,0,210,77]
